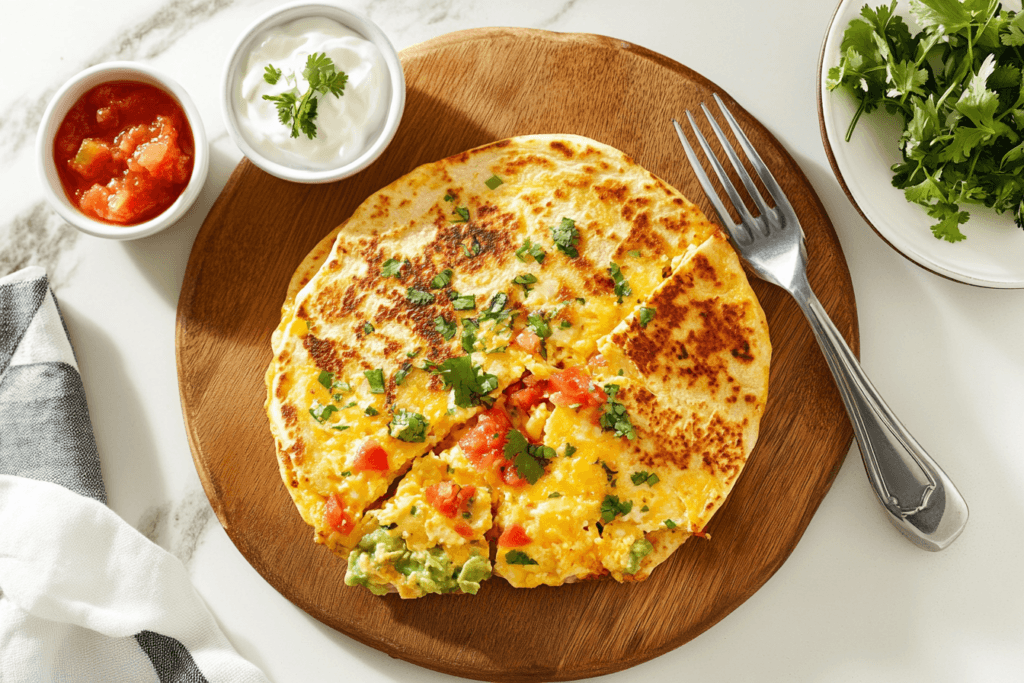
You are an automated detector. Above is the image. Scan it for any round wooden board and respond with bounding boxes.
[176,28,857,682]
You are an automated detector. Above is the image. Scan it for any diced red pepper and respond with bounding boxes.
[549,366,606,408]
[499,463,529,488]
[323,493,354,535]
[351,438,389,472]
[498,523,531,547]
[454,522,475,538]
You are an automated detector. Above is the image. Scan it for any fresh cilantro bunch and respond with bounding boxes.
[827,0,1024,242]
[262,52,348,140]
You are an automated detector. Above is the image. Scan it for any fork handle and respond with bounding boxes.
[793,282,968,551]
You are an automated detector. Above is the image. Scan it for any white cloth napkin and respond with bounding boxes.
[0,266,270,683]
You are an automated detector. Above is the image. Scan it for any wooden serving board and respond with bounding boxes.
[177,28,857,682]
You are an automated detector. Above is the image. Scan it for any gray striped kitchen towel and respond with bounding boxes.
[0,266,270,683]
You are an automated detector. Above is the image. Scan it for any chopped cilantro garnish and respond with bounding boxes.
[601,495,633,522]
[515,238,547,264]
[317,370,333,390]
[505,550,538,565]
[551,217,580,257]
[451,206,470,223]
[513,273,538,297]
[559,320,572,329]
[564,443,577,457]
[406,288,435,305]
[333,380,351,393]
[443,193,454,202]
[389,409,429,442]
[503,429,555,484]
[487,345,508,354]
[461,237,482,257]
[406,348,421,359]
[364,368,385,394]
[332,424,350,431]
[627,249,642,258]
[434,315,457,341]
[526,312,552,339]
[485,174,504,189]
[450,291,476,310]
[364,406,379,416]
[599,384,636,440]
[664,519,678,530]
[309,400,337,424]
[363,322,375,334]
[430,268,453,289]
[460,325,477,353]
[631,471,660,486]
[394,363,413,386]
[410,505,418,516]
[641,505,649,512]
[638,307,656,328]
[433,355,498,408]
[380,258,405,278]
[479,292,510,322]
[341,470,352,477]
[609,262,632,303]
[548,492,562,498]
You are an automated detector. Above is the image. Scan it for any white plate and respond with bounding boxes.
[818,0,1024,288]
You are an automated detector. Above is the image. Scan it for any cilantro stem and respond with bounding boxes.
[845,96,869,143]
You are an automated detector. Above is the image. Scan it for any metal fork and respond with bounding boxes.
[673,94,968,551]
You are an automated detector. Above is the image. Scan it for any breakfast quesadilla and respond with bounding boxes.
[265,134,770,597]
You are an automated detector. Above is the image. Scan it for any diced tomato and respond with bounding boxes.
[587,353,608,369]
[499,463,529,488]
[549,367,607,408]
[426,482,477,518]
[323,493,354,535]
[522,373,545,386]
[454,522,475,538]
[512,329,542,354]
[498,523,531,547]
[351,438,389,472]
[459,407,512,470]
[508,382,548,411]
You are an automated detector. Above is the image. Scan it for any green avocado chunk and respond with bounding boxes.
[624,538,654,575]
[343,528,493,597]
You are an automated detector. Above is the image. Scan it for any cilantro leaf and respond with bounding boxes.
[485,174,504,189]
[389,409,428,442]
[450,291,476,310]
[451,206,470,224]
[434,315,457,341]
[503,428,553,484]
[608,262,632,303]
[505,550,538,565]
[638,307,656,328]
[433,355,498,408]
[513,273,538,297]
[430,268,453,289]
[364,369,385,394]
[261,53,347,139]
[309,400,337,424]
[515,238,547,264]
[551,217,580,257]
[599,384,637,440]
[381,258,405,278]
[600,495,633,522]
[407,288,435,306]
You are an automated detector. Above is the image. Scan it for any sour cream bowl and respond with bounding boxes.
[222,2,405,184]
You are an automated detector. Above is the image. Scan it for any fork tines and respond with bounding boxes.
[672,94,794,244]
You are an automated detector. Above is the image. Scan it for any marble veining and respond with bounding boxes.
[0,203,79,292]
[136,488,215,568]
[0,0,249,162]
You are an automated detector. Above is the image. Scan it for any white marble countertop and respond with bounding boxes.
[3,1,1023,681]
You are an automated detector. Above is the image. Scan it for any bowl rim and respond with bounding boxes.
[220,0,406,184]
[35,61,210,241]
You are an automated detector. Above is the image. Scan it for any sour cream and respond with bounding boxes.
[234,16,389,171]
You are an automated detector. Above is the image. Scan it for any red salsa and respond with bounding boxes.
[53,81,194,226]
